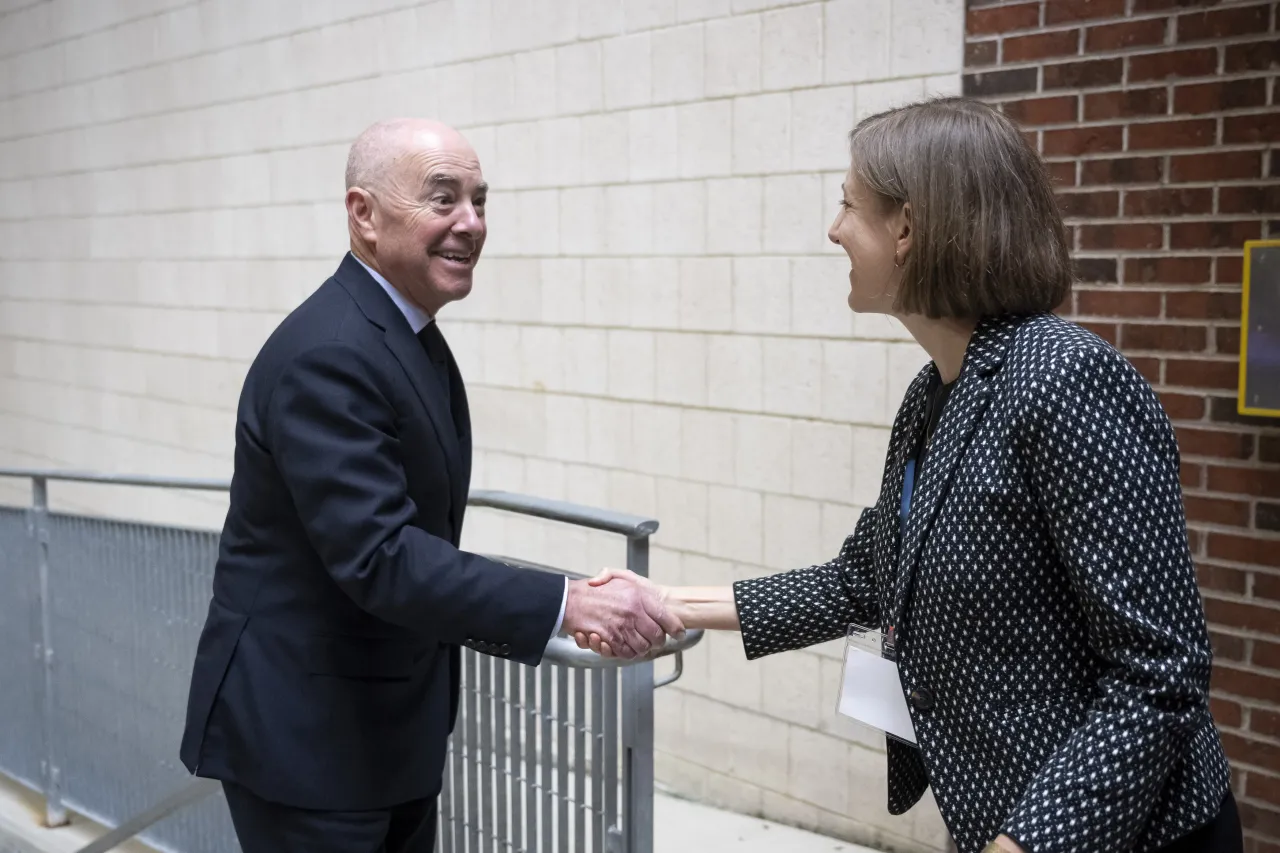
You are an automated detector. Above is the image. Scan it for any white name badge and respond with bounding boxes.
[836,624,918,746]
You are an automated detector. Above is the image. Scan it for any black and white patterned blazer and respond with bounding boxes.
[733,313,1231,853]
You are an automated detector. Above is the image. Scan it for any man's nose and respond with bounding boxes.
[454,203,484,234]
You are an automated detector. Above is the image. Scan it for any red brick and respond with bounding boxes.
[1260,502,1280,533]
[1171,220,1263,250]
[1168,358,1243,391]
[1087,18,1169,51]
[1211,695,1244,727]
[1188,495,1253,525]
[1258,639,1280,669]
[1248,772,1280,808]
[1129,47,1219,81]
[1211,532,1280,567]
[1264,437,1280,464]
[1128,118,1217,149]
[1170,151,1263,182]
[1221,185,1280,215]
[1222,731,1280,773]
[1004,95,1079,125]
[1210,631,1249,662]
[1082,155,1164,184]
[1121,322,1207,350]
[1129,355,1164,384]
[1217,256,1244,284]
[1166,291,1242,320]
[1124,187,1214,217]
[1126,256,1212,284]
[1047,160,1078,185]
[1178,5,1272,42]
[1174,78,1270,114]
[1225,112,1280,144]
[1225,38,1280,73]
[968,2,1042,35]
[1180,458,1206,486]
[1256,710,1280,741]
[1163,392,1208,420]
[1043,58,1125,89]
[1046,0,1127,24]
[1212,659,1280,699]
[1079,320,1119,344]
[1005,29,1082,62]
[1176,424,1255,457]
[1187,531,1204,559]
[1197,560,1252,592]
[966,39,999,67]
[1080,223,1164,249]
[1239,801,1280,839]
[1044,124,1125,156]
[1076,288,1161,316]
[1208,465,1280,497]
[1073,257,1119,282]
[1058,189,1121,217]
[964,68,1041,98]
[1133,0,1222,10]
[1085,87,1169,120]
[1216,326,1241,356]
[1259,572,1280,601]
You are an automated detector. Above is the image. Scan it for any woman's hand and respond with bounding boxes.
[984,835,1026,853]
[572,569,675,658]
[573,572,741,656]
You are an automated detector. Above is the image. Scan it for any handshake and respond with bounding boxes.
[560,569,683,660]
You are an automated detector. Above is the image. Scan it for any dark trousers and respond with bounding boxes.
[223,781,437,853]
[1156,790,1243,853]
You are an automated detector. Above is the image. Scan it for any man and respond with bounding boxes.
[179,119,680,853]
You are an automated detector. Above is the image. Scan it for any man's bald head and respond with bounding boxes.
[344,118,477,192]
[344,118,488,318]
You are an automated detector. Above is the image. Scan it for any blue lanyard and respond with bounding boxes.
[900,458,916,537]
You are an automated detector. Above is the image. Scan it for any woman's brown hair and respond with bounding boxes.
[849,96,1073,319]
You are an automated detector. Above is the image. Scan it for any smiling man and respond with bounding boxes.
[178,119,681,853]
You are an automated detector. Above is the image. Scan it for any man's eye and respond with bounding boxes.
[432,195,453,205]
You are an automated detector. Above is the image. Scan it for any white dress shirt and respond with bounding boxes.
[353,255,569,640]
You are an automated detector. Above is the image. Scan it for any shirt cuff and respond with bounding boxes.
[548,577,569,641]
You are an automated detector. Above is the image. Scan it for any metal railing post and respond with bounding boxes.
[620,534,655,853]
[30,476,67,827]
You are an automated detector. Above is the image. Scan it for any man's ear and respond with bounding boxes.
[346,187,378,244]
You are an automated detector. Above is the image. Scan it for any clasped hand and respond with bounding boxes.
[562,569,679,660]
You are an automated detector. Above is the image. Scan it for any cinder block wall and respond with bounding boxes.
[0,1,964,849]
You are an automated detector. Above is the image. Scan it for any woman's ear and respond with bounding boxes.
[896,202,913,259]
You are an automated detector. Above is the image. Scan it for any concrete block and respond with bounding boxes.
[856,78,927,121]
[652,181,709,257]
[583,258,632,327]
[629,258,682,329]
[434,63,477,128]
[580,112,630,186]
[561,328,609,395]
[788,727,852,814]
[520,325,566,392]
[924,72,963,98]
[559,186,607,256]
[541,258,586,325]
[680,408,736,485]
[791,85,857,172]
[733,413,792,493]
[544,394,590,463]
[759,648,822,728]
[707,334,762,412]
[705,178,762,254]
[578,0,626,39]
[790,257,855,337]
[763,337,822,418]
[608,329,656,400]
[763,173,825,254]
[762,3,823,91]
[654,331,708,406]
[824,0,891,85]
[604,184,655,256]
[676,100,733,178]
[851,425,890,507]
[652,23,705,104]
[629,106,680,183]
[586,398,634,468]
[705,14,761,97]
[677,0,731,22]
[891,0,964,78]
[538,116,584,188]
[791,421,854,503]
[514,48,559,121]
[481,323,523,388]
[603,33,653,110]
[678,258,733,332]
[731,257,791,335]
[626,0,679,31]
[608,469,659,517]
[763,494,823,569]
[732,92,791,176]
[821,501,866,555]
[655,476,710,552]
[632,403,684,478]
[822,340,891,426]
[556,41,604,115]
[733,0,813,9]
[494,120,541,192]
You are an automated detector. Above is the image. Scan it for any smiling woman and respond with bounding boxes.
[579,96,1242,853]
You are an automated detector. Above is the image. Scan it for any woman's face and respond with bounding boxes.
[827,167,909,315]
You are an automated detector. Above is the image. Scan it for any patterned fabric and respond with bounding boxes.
[733,313,1231,853]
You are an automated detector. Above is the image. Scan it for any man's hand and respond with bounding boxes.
[560,569,684,660]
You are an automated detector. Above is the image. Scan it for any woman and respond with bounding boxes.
[578,98,1241,853]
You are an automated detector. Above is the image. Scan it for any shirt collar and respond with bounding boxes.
[352,254,432,334]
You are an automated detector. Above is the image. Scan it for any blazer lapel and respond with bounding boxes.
[333,256,464,511]
[888,315,1015,636]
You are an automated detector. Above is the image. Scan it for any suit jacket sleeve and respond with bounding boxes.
[732,505,880,659]
[1002,344,1215,852]
[265,341,564,666]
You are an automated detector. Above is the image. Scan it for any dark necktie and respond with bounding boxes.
[416,322,452,410]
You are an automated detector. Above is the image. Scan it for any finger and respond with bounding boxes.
[599,640,615,659]
[587,567,624,587]
[635,611,666,650]
[624,626,651,658]
[650,601,686,639]
[588,633,603,655]
[574,632,589,649]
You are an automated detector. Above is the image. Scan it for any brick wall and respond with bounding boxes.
[964,0,1280,849]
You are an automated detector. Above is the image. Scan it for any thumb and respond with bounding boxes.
[587,567,624,587]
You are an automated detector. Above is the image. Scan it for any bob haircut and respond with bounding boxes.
[848,97,1073,319]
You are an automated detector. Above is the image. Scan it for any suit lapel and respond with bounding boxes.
[888,315,1015,635]
[333,255,465,530]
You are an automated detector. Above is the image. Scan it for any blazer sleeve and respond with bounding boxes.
[732,505,881,659]
[265,341,564,666]
[1002,344,1215,853]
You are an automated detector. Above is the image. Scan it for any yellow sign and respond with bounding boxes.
[1239,239,1280,417]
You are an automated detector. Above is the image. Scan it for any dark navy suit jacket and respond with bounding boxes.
[180,254,564,810]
